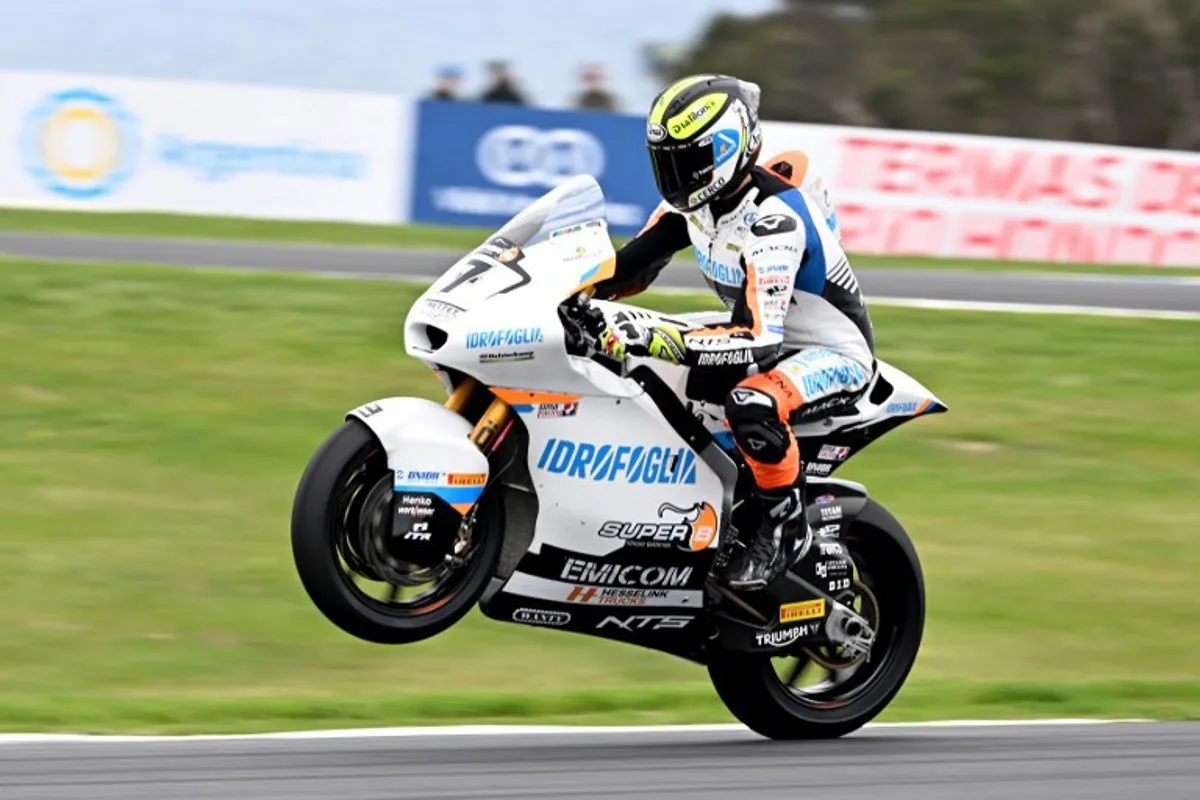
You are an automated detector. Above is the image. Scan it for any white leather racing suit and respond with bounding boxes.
[594,159,876,491]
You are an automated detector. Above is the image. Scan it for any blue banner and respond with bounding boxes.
[409,100,661,236]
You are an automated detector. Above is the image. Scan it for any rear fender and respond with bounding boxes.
[347,397,490,515]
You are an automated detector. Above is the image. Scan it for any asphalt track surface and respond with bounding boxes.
[1,722,1197,800]
[3,231,1200,314]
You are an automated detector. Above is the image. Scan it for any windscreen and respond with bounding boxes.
[488,174,608,250]
[422,175,615,303]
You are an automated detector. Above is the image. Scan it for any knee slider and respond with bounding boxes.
[725,387,791,464]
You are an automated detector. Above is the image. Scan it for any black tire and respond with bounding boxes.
[707,501,925,739]
[290,418,504,645]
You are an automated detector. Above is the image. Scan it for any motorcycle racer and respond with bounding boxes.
[592,74,876,590]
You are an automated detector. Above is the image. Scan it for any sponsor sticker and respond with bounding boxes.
[422,299,465,320]
[695,350,754,367]
[599,502,719,551]
[537,402,579,418]
[755,624,817,647]
[447,472,487,486]
[886,400,921,414]
[395,469,442,484]
[818,445,851,461]
[561,558,693,588]
[512,608,571,627]
[537,439,697,485]
[820,505,844,522]
[479,350,534,363]
[596,614,692,631]
[805,462,833,476]
[779,598,826,623]
[466,327,544,349]
[566,586,670,606]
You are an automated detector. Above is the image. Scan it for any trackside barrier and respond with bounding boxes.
[3,68,1199,265]
[0,69,409,224]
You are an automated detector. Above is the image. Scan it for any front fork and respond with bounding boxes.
[445,376,515,458]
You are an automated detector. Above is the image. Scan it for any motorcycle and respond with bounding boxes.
[290,175,948,740]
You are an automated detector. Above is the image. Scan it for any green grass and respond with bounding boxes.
[2,255,1199,734]
[4,206,1200,277]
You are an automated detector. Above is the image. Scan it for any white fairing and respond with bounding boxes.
[403,177,634,398]
[395,177,729,602]
[350,176,940,611]
[347,398,490,509]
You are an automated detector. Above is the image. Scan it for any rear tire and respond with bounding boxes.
[290,419,504,645]
[707,505,925,739]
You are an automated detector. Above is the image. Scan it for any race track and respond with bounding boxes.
[4,231,1200,314]
[1,722,1197,800]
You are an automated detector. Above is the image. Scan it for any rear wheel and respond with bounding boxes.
[707,508,925,739]
[290,419,504,644]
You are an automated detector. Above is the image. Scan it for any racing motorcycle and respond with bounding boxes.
[290,175,948,740]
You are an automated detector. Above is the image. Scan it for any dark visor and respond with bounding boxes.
[649,138,715,210]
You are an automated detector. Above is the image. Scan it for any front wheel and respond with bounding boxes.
[707,504,925,739]
[290,419,504,645]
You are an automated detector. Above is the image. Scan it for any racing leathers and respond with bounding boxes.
[593,159,876,589]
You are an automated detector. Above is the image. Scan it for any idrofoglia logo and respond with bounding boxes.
[536,438,697,485]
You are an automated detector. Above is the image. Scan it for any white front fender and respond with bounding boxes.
[347,397,490,514]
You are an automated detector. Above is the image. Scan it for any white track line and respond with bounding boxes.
[865,296,1200,320]
[0,718,1151,744]
[645,286,1200,319]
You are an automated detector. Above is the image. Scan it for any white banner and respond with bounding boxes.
[0,70,409,224]
[763,120,1200,266]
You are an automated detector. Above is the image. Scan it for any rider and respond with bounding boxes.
[591,74,875,590]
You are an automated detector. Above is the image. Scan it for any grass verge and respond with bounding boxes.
[1,256,1198,733]
[3,207,1199,277]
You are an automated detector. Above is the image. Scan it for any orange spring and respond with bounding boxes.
[470,396,512,453]
[444,378,512,453]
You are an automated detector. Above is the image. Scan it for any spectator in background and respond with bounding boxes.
[574,63,618,112]
[480,61,527,104]
[428,64,464,100]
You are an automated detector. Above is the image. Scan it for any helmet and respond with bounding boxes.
[644,74,763,212]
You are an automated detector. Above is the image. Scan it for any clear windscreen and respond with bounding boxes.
[488,174,609,249]
[423,175,616,303]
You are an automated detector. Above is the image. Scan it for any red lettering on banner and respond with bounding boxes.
[951,213,1200,265]
[886,209,944,255]
[837,203,883,254]
[973,151,1028,202]
[839,204,944,255]
[1107,226,1157,264]
[1133,161,1180,213]
[1182,167,1200,216]
[1131,160,1200,215]
[957,215,1006,259]
[837,138,882,192]
[836,136,1124,209]
[1160,229,1200,265]
[878,142,917,193]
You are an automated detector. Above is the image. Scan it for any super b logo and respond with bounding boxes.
[21,88,139,199]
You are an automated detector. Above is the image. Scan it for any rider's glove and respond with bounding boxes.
[598,311,687,365]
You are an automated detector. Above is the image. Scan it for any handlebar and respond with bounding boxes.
[558,292,627,375]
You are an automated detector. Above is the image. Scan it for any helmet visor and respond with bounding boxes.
[648,137,716,211]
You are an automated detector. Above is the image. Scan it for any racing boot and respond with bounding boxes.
[725,484,807,590]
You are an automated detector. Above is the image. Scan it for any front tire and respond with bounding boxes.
[707,504,925,739]
[290,419,504,645]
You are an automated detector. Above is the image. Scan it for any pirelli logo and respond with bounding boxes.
[447,472,487,486]
[779,599,825,623]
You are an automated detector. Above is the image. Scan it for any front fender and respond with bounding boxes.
[347,397,490,512]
